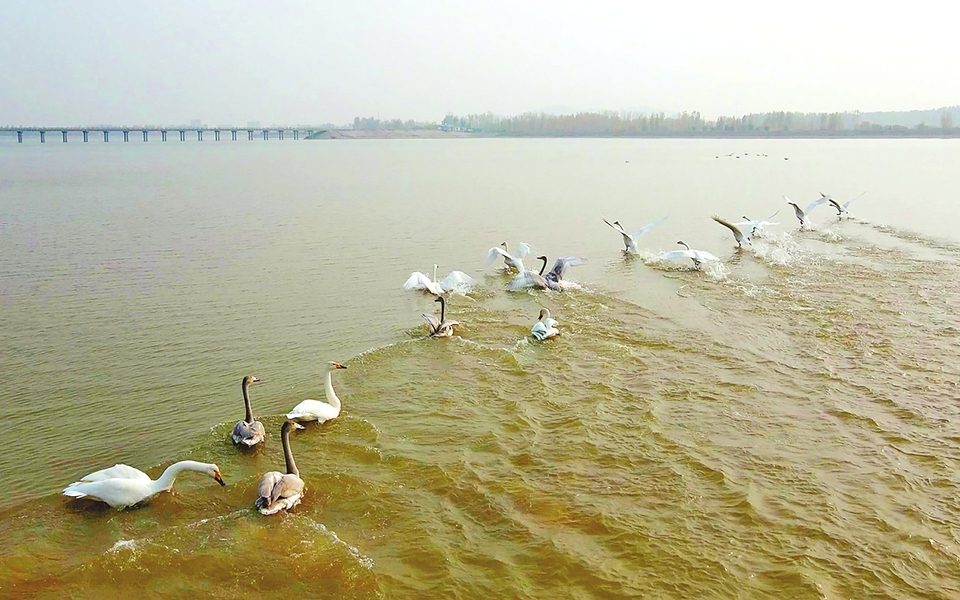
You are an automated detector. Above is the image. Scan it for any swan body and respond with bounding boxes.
[285,362,348,423]
[711,215,751,247]
[485,241,530,273]
[603,216,667,254]
[256,420,305,515]
[531,308,559,340]
[735,210,780,237]
[232,375,266,447]
[422,295,460,336]
[62,460,225,509]
[654,241,720,269]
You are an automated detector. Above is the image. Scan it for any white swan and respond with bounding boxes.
[785,194,829,228]
[602,216,667,254]
[62,460,225,509]
[485,241,530,273]
[403,264,477,295]
[735,210,780,237]
[531,308,559,340]
[256,420,305,515]
[285,362,348,423]
[422,295,460,336]
[232,375,266,447]
[654,241,720,269]
[711,215,751,248]
[827,192,865,217]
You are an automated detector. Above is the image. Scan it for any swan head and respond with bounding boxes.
[741,215,749,221]
[242,375,262,386]
[677,240,690,250]
[327,361,347,371]
[282,420,306,433]
[207,464,226,486]
[538,308,550,321]
[434,295,444,305]
[613,220,621,227]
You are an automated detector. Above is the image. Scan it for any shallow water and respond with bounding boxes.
[1,138,959,598]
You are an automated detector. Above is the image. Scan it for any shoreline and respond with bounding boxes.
[307,129,960,140]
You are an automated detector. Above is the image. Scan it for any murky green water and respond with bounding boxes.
[1,138,959,598]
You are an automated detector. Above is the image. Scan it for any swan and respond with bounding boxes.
[62,460,225,509]
[735,210,780,237]
[508,256,560,291]
[422,295,460,337]
[602,216,667,254]
[531,308,559,340]
[828,192,865,217]
[232,375,266,447]
[785,194,829,228]
[485,241,530,273]
[654,241,720,270]
[285,362,348,423]
[403,264,477,295]
[711,215,751,247]
[256,420,305,515]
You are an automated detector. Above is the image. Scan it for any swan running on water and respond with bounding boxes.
[602,216,667,254]
[403,264,476,295]
[485,241,530,273]
[654,241,720,270]
[62,461,225,509]
[828,192,865,217]
[256,420,305,515]
[508,256,557,291]
[286,362,348,423]
[422,295,460,336]
[735,210,780,237]
[785,194,829,228]
[711,215,751,248]
[232,375,266,447]
[531,308,559,340]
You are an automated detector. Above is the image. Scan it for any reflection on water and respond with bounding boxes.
[1,139,960,598]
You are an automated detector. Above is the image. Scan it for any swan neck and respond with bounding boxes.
[437,297,445,323]
[539,257,547,276]
[242,380,254,423]
[154,461,206,492]
[324,369,341,411]
[282,424,299,476]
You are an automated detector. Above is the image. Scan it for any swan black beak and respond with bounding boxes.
[336,363,347,369]
[215,473,226,486]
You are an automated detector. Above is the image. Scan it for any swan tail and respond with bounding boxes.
[258,494,302,515]
[62,483,88,498]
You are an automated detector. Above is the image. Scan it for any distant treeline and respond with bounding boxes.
[347,107,960,137]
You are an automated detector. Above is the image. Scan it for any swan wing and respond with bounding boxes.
[485,247,510,266]
[508,271,548,291]
[764,209,780,222]
[602,217,627,235]
[630,216,668,239]
[256,471,283,508]
[77,464,150,483]
[804,197,828,215]
[439,270,476,292]
[63,478,154,508]
[653,250,694,261]
[232,420,265,446]
[843,192,866,209]
[711,215,748,244]
[514,242,532,259]
[403,271,431,291]
[548,256,586,282]
[422,312,441,333]
[269,474,305,506]
[692,250,720,262]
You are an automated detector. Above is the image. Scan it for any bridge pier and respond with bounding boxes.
[123,131,129,142]
[231,130,237,141]
[179,130,185,141]
[214,130,220,141]
[104,131,109,142]
[197,130,203,141]
[247,130,254,140]
[262,130,269,140]
[17,131,23,143]
[161,130,167,142]
[142,131,148,142]
[39,131,46,143]
[61,131,68,142]
[293,130,299,140]
[82,130,89,142]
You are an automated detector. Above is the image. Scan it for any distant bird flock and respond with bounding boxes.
[62,189,863,514]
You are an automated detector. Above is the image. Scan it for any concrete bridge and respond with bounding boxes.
[2,126,326,143]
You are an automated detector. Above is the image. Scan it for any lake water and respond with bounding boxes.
[1,137,959,598]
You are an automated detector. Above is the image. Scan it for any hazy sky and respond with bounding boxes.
[2,1,958,126]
